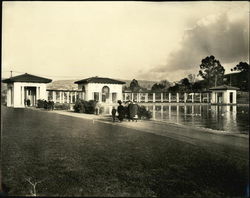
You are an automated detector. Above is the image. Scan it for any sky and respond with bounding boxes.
[2,1,249,82]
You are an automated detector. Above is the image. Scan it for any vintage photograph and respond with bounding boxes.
[1,1,249,197]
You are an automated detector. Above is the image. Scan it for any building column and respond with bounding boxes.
[161,93,163,102]
[99,92,102,102]
[21,86,25,106]
[7,87,11,106]
[138,93,141,102]
[131,93,134,101]
[35,87,38,101]
[233,91,237,104]
[207,93,209,103]
[200,93,202,103]
[153,93,156,103]
[176,93,179,103]
[184,93,187,103]
[145,93,148,102]
[70,92,73,103]
[62,92,65,103]
[74,92,77,102]
[169,93,171,103]
[58,92,61,103]
[52,91,56,102]
[191,93,194,103]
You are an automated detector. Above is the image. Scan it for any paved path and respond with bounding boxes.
[32,108,249,159]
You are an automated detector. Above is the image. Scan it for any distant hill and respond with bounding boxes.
[47,80,79,90]
[120,79,161,90]
[47,79,161,90]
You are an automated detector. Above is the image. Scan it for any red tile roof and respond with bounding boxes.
[74,77,125,84]
[2,73,52,83]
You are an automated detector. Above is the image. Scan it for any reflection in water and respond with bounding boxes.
[103,104,249,134]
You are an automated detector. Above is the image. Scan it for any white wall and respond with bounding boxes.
[11,82,48,108]
[78,83,123,103]
[7,83,14,107]
[210,90,237,104]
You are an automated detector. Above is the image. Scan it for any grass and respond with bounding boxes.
[1,107,249,197]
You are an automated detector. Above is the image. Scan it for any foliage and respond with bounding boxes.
[129,79,141,92]
[191,81,207,92]
[187,74,197,83]
[151,80,171,92]
[37,99,45,108]
[168,84,180,93]
[179,78,191,92]
[151,83,166,91]
[137,105,152,120]
[198,55,225,88]
[73,99,98,114]
[54,103,70,110]
[37,99,54,110]
[231,62,250,72]
[230,62,250,91]
[123,105,152,120]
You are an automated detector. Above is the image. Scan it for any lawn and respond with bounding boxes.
[1,107,249,197]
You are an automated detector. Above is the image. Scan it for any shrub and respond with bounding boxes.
[54,103,70,110]
[138,105,152,120]
[123,105,152,120]
[73,99,98,114]
[37,99,55,110]
[37,99,45,108]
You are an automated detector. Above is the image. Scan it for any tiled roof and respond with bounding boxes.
[74,77,125,84]
[209,85,240,90]
[2,73,52,83]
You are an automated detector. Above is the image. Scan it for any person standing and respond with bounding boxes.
[111,107,117,122]
[128,100,139,122]
[128,100,133,121]
[131,100,139,122]
[117,100,125,122]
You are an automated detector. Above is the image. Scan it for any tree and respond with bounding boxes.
[151,83,165,91]
[231,62,249,91]
[198,55,225,89]
[151,80,171,91]
[159,80,171,89]
[168,84,180,93]
[231,62,250,72]
[187,74,197,83]
[129,79,141,92]
[179,78,191,92]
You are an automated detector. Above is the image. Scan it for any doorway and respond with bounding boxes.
[24,87,37,107]
[229,92,233,103]
[217,92,223,103]
[102,86,110,103]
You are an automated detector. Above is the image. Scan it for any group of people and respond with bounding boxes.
[112,100,139,122]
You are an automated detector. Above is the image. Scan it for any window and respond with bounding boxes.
[112,93,117,103]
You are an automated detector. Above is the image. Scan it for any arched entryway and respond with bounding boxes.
[102,86,110,103]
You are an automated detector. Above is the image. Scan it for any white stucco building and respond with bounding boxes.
[209,85,239,105]
[2,73,52,108]
[74,77,125,104]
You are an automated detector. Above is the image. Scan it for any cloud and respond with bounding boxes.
[138,11,249,81]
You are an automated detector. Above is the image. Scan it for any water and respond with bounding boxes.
[104,104,249,134]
